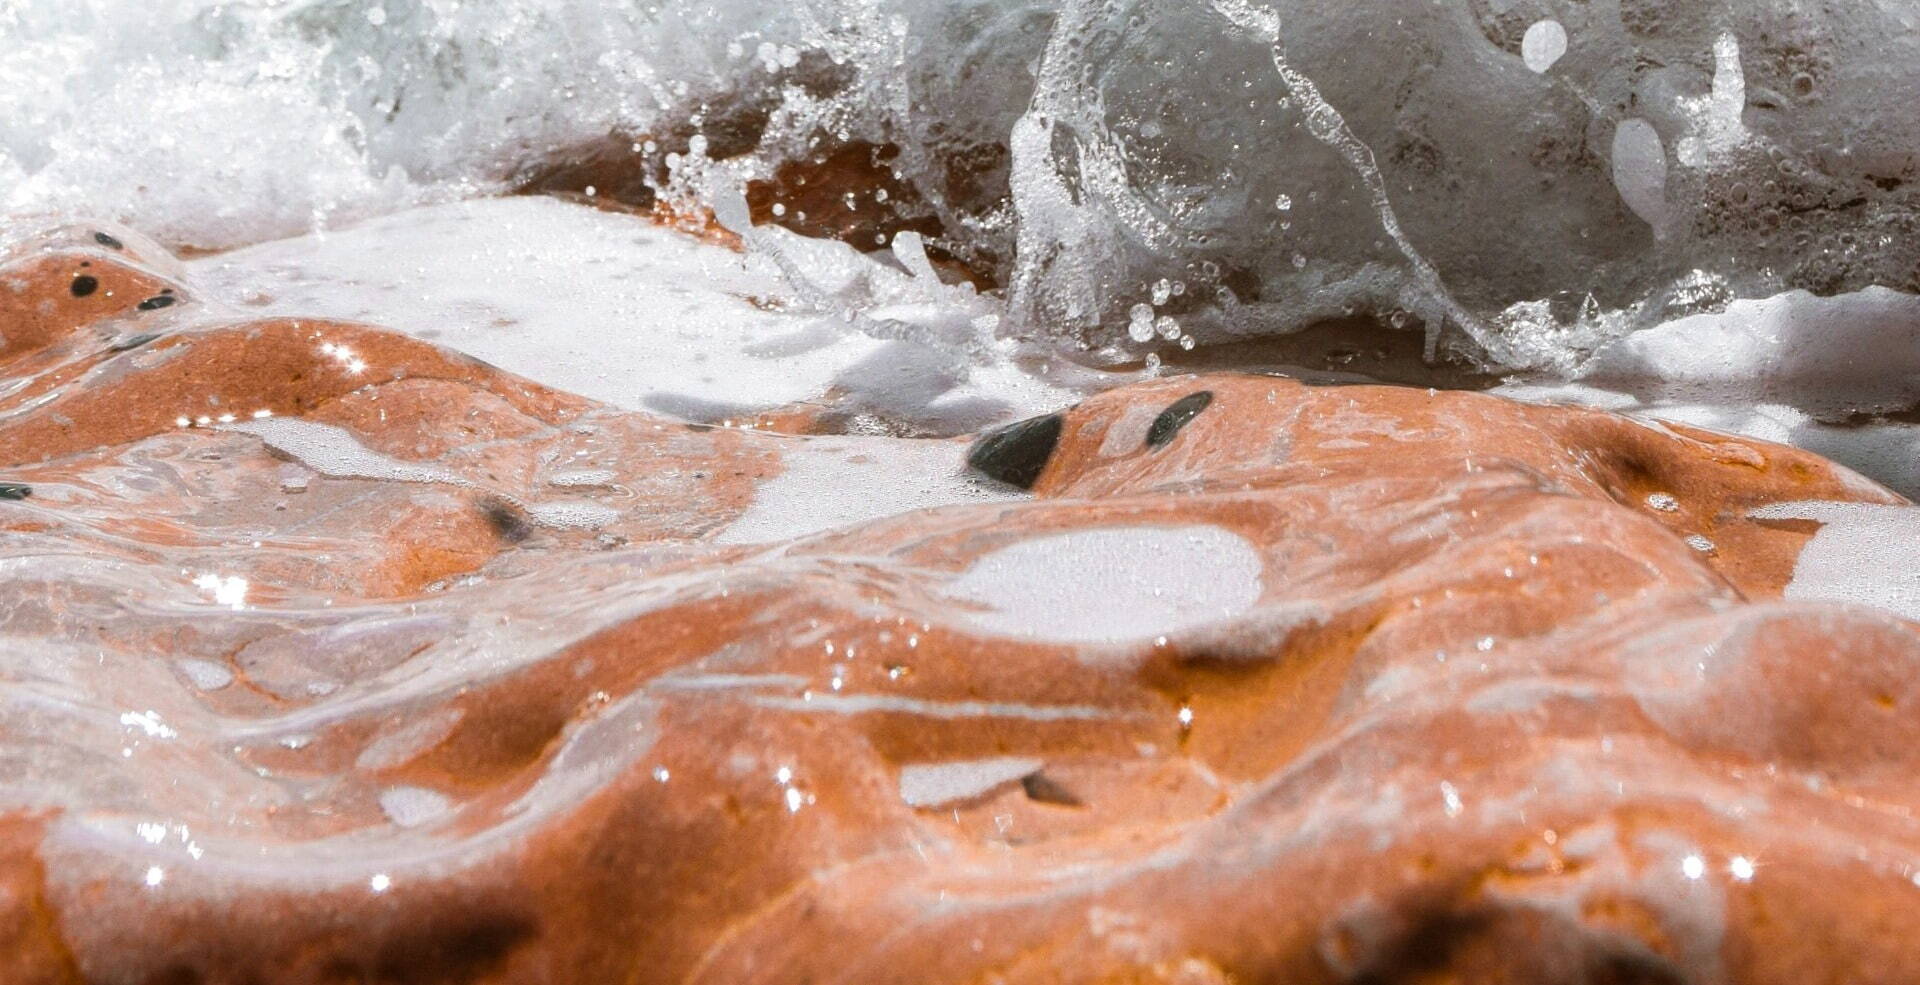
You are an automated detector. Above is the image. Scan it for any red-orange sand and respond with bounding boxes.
[4,220,1920,984]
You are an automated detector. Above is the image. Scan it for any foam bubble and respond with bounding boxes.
[377,785,452,829]
[1749,501,1920,620]
[942,525,1264,643]
[526,502,622,531]
[223,418,463,486]
[175,659,233,692]
[898,757,1043,808]
[717,436,1022,545]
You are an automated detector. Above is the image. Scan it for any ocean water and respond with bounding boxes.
[6,0,1920,370]
[12,6,1920,968]
[13,0,1920,499]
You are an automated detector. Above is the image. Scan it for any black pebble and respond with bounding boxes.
[69,274,98,297]
[479,497,532,543]
[966,411,1064,489]
[1146,391,1214,449]
[0,483,30,501]
[136,295,177,311]
[93,231,124,250]
[109,332,160,352]
[1020,772,1083,807]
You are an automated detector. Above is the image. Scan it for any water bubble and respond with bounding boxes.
[1522,20,1569,73]
[1128,303,1157,342]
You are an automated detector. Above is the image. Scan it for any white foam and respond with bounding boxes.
[223,418,463,486]
[189,198,1075,430]
[1578,287,1920,414]
[942,525,1264,643]
[174,659,233,692]
[717,436,1022,545]
[547,470,618,488]
[8,0,1920,370]
[754,693,1116,722]
[192,199,880,414]
[525,501,621,531]
[377,785,452,829]
[356,709,465,772]
[898,757,1042,808]
[1498,286,1920,499]
[1749,501,1920,621]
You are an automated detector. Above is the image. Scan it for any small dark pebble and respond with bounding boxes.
[1020,772,1083,807]
[480,496,532,543]
[966,411,1065,489]
[70,274,98,297]
[136,295,177,311]
[0,483,30,501]
[1145,390,1214,449]
[93,231,125,250]
[109,332,160,352]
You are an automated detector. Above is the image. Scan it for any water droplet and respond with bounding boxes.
[1521,19,1568,73]
[1128,302,1156,342]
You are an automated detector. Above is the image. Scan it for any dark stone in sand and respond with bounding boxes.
[1146,391,1213,449]
[966,412,1064,489]
[481,497,533,543]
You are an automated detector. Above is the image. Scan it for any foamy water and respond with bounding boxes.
[7,0,1920,370]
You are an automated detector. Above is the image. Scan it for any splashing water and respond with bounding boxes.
[4,0,1920,376]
